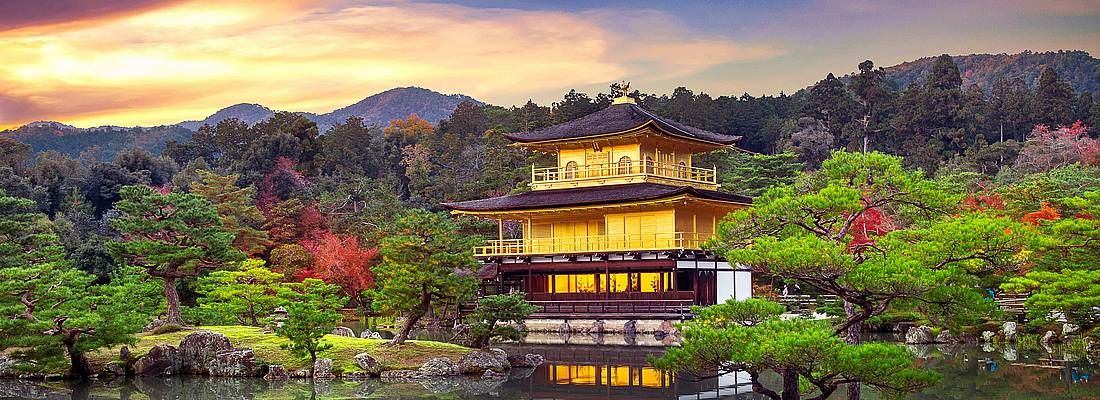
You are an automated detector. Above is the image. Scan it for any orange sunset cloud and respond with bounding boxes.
[0,0,782,129]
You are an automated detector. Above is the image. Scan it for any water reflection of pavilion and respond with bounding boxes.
[506,343,754,400]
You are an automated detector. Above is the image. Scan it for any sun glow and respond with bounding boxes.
[0,1,779,129]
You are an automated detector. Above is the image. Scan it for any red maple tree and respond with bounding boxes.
[300,232,378,306]
[846,205,895,252]
[1022,202,1061,225]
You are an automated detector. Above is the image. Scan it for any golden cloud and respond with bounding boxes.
[0,0,783,129]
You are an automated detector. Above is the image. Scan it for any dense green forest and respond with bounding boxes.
[1,54,1098,386]
[0,54,1097,290]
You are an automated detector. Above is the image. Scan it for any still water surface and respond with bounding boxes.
[3,333,1097,399]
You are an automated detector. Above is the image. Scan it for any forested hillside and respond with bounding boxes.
[881,50,1099,93]
[2,123,193,161]
[2,87,478,160]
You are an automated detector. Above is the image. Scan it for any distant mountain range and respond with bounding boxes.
[3,87,482,161]
[176,87,481,132]
[879,50,1099,93]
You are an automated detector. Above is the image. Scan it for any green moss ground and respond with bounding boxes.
[86,325,473,373]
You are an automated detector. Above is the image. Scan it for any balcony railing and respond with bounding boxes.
[474,231,708,256]
[531,160,716,188]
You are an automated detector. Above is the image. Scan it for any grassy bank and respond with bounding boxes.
[86,325,474,374]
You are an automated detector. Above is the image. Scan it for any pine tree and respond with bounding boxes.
[0,191,159,376]
[1035,66,1075,126]
[368,209,480,345]
[109,185,244,324]
[191,170,271,255]
[194,260,290,326]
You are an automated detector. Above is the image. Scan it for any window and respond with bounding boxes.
[564,161,578,179]
[678,161,688,178]
[643,155,654,174]
[548,272,673,293]
[617,156,632,174]
[549,274,596,293]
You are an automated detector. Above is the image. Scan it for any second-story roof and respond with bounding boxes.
[504,103,740,146]
[442,182,751,213]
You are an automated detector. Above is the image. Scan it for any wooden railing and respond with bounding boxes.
[531,160,716,187]
[474,231,708,256]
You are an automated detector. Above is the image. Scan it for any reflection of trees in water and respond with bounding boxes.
[911,347,1099,400]
[86,375,522,400]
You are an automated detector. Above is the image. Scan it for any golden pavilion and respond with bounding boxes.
[443,89,752,320]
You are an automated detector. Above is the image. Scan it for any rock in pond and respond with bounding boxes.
[657,320,679,336]
[1041,330,1056,345]
[487,348,509,365]
[459,350,508,375]
[1063,323,1080,336]
[507,353,545,368]
[482,369,508,380]
[587,320,606,334]
[343,371,371,380]
[905,326,935,344]
[206,348,258,377]
[178,330,233,375]
[314,358,335,380]
[419,357,460,376]
[623,320,637,336]
[934,331,956,344]
[355,352,383,375]
[1003,322,1017,342]
[264,365,289,381]
[380,369,423,382]
[134,344,182,376]
[101,361,127,378]
[332,326,355,337]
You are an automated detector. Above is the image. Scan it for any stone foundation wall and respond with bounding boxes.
[521,318,681,334]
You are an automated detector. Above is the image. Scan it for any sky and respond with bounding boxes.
[1,0,1098,129]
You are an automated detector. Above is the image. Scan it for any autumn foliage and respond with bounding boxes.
[299,232,378,306]
[847,206,895,252]
[1015,121,1099,173]
[1022,202,1061,225]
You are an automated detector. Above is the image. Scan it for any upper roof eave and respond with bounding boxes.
[502,103,741,146]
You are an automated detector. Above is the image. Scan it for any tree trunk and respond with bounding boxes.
[843,300,862,400]
[163,277,183,325]
[20,290,36,320]
[749,370,781,400]
[65,340,92,377]
[391,286,431,345]
[309,350,317,375]
[782,367,801,400]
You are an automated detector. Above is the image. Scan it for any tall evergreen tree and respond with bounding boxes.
[190,170,271,256]
[109,185,244,324]
[1034,66,1075,127]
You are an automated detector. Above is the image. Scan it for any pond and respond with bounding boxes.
[3,334,1097,399]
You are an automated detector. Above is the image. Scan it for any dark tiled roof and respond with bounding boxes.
[442,183,751,212]
[504,103,740,145]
